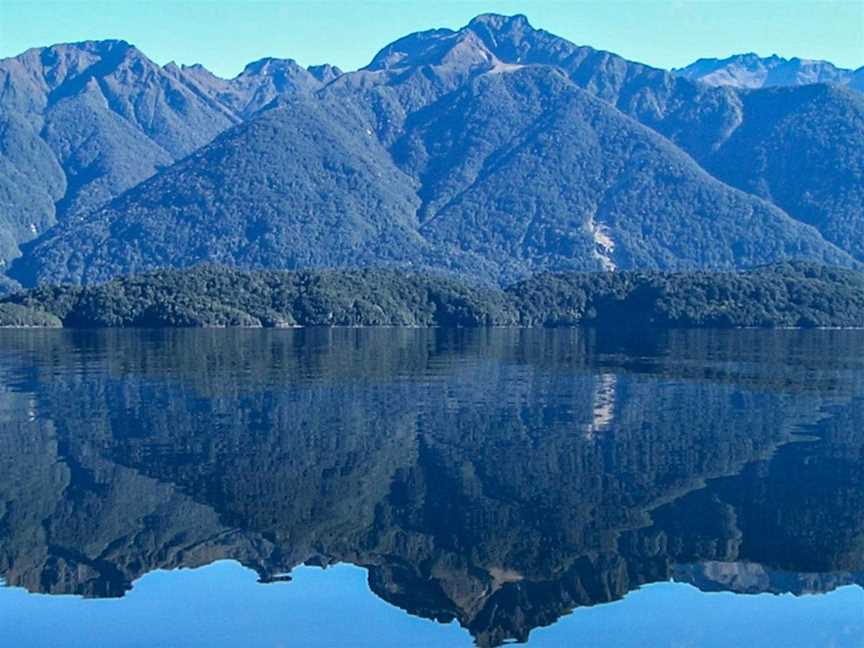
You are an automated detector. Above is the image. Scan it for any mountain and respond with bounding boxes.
[0,40,340,271]
[702,84,864,260]
[322,15,864,266]
[395,70,854,276]
[3,15,864,287]
[0,40,231,268]
[674,53,863,92]
[174,57,339,118]
[850,68,864,93]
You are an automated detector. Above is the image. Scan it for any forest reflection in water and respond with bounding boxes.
[0,328,863,647]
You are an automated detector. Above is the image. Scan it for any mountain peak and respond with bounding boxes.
[467,13,533,31]
[11,38,138,64]
[60,39,145,65]
[674,52,858,90]
[241,57,301,76]
[365,13,555,73]
[0,38,158,101]
[45,38,133,54]
[466,14,538,57]
[307,63,342,83]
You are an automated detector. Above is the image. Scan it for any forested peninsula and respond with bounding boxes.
[2,262,863,329]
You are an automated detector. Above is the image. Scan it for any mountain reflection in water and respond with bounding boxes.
[0,329,862,647]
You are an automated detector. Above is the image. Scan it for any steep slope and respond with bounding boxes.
[0,112,65,266]
[703,84,864,260]
[329,14,864,263]
[10,98,435,285]
[454,17,864,265]
[0,40,241,202]
[13,65,855,286]
[674,53,862,92]
[0,40,235,267]
[399,68,851,277]
[0,41,335,269]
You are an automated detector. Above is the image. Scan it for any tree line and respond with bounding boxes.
[2,262,863,329]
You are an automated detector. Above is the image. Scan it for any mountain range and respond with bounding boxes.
[675,53,864,92]
[1,14,862,288]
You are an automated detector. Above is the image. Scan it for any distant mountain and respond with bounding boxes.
[674,53,863,92]
[3,15,864,287]
[673,561,864,597]
[0,40,340,270]
[175,57,339,118]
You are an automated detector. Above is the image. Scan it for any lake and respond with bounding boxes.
[0,328,862,647]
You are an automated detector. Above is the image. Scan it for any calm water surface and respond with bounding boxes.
[0,329,862,647]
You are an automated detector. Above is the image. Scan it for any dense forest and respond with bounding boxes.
[0,303,62,328]
[4,318,863,645]
[2,262,863,329]
[1,267,514,328]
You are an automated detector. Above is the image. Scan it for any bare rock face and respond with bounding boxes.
[673,561,864,596]
[675,53,862,92]
[179,57,328,118]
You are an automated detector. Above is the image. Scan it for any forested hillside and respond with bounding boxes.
[0,39,334,268]
[4,263,863,329]
[2,14,863,287]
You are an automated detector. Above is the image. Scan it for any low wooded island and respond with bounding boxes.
[2,262,863,329]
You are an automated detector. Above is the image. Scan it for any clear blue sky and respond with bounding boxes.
[1,1,862,77]
[2,561,862,647]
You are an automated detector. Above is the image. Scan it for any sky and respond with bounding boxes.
[0,0,862,78]
[3,561,862,647]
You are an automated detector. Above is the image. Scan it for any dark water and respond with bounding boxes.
[0,329,862,648]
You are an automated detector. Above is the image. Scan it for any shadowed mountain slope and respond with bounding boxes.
[0,40,337,269]
[702,84,864,260]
